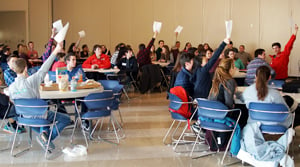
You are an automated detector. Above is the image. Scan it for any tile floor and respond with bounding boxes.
[0,92,299,167]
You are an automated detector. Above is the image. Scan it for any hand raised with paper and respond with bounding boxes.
[225,20,232,39]
[153,21,162,33]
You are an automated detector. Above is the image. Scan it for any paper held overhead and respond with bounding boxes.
[78,30,86,38]
[289,17,295,28]
[174,25,183,34]
[225,20,232,38]
[54,22,69,43]
[153,21,162,33]
[53,19,63,33]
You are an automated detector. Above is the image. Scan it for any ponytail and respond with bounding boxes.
[255,66,271,101]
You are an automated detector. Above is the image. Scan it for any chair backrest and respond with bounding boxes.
[83,91,114,111]
[248,102,289,123]
[14,99,48,117]
[169,86,191,119]
[98,80,123,93]
[195,98,229,120]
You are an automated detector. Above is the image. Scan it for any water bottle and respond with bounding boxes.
[70,77,77,92]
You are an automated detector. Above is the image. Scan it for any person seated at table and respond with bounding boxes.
[80,44,89,58]
[174,52,195,97]
[51,52,66,71]
[225,49,245,70]
[65,52,86,82]
[208,58,236,109]
[111,43,125,67]
[8,41,71,151]
[243,65,300,128]
[137,32,157,69]
[245,48,275,86]
[116,46,138,83]
[82,44,111,69]
[158,45,170,63]
[193,38,229,99]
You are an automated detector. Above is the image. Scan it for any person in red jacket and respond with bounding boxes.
[82,44,111,69]
[269,24,298,80]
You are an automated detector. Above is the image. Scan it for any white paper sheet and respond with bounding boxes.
[54,22,69,43]
[78,30,86,38]
[153,21,162,33]
[225,20,232,38]
[53,19,63,33]
[174,25,183,34]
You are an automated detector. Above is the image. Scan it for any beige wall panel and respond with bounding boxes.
[202,0,228,49]
[174,0,203,50]
[289,0,300,76]
[28,0,51,55]
[110,0,133,51]
[260,0,291,62]
[53,0,111,52]
[0,0,28,11]
[131,0,154,53]
[231,0,259,57]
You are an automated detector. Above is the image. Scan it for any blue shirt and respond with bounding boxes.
[67,65,87,82]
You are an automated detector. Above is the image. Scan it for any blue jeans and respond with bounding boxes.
[32,111,70,141]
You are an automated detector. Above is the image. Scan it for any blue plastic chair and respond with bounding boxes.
[248,102,293,134]
[71,91,124,148]
[99,80,124,125]
[163,92,195,152]
[11,99,58,159]
[191,98,241,165]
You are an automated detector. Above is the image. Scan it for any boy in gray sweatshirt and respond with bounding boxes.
[8,42,70,151]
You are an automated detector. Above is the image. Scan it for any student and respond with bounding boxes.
[155,40,164,60]
[82,44,111,69]
[269,24,298,80]
[8,42,70,151]
[193,38,229,99]
[236,45,252,68]
[137,32,157,69]
[226,49,245,70]
[245,48,275,86]
[116,47,138,83]
[208,58,236,109]
[65,52,86,81]
[51,52,66,71]
[243,65,298,128]
[174,52,195,97]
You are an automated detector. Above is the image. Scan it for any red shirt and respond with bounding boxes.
[51,61,66,71]
[269,34,296,79]
[82,54,111,69]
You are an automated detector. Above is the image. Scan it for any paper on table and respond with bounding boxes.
[54,22,69,43]
[174,25,183,34]
[78,30,86,38]
[153,21,162,33]
[225,20,232,38]
[53,19,63,33]
[289,17,295,28]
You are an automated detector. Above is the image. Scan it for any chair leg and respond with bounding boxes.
[11,125,32,157]
[122,88,130,101]
[70,118,79,145]
[173,123,188,152]
[117,109,124,126]
[163,120,176,145]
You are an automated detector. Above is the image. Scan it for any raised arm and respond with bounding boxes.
[42,28,56,62]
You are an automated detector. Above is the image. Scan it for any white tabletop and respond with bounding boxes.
[40,86,104,99]
[83,68,120,73]
[152,61,170,67]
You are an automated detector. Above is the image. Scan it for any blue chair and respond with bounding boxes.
[248,102,293,134]
[11,99,58,159]
[71,91,124,148]
[99,80,124,126]
[163,92,195,152]
[191,98,241,165]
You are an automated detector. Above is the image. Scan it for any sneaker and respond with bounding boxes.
[36,132,55,151]
[82,120,90,132]
[3,123,22,134]
[191,123,205,140]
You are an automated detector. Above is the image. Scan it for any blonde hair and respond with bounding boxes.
[13,58,27,74]
[210,58,234,96]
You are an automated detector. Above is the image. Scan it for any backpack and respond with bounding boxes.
[169,86,191,119]
[282,80,300,93]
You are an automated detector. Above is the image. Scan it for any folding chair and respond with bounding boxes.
[106,73,130,100]
[99,80,124,126]
[190,98,241,165]
[71,91,124,148]
[0,102,14,152]
[11,99,58,159]
[163,86,196,152]
[237,102,294,167]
